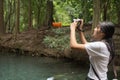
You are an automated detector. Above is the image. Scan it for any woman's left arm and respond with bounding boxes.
[70,22,86,52]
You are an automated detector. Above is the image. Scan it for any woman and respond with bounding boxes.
[70,19,116,80]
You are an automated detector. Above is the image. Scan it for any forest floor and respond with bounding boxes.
[0,25,120,66]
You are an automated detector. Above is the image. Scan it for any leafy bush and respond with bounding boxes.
[43,28,91,51]
[43,28,70,51]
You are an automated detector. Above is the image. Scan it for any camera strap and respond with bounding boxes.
[90,62,101,80]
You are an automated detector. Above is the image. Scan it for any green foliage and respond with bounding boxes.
[4,0,49,32]
[43,27,91,51]
[43,35,70,50]
[53,0,93,25]
[53,1,71,26]
[43,28,70,51]
[3,0,120,33]
[51,28,69,35]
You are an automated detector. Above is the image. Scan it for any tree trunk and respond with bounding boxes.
[102,0,110,21]
[14,0,20,34]
[117,11,120,26]
[103,1,107,21]
[0,0,5,35]
[115,0,120,26]
[92,0,100,31]
[14,0,20,40]
[5,0,15,33]
[37,9,40,28]
[28,0,32,30]
[36,0,42,29]
[46,0,54,27]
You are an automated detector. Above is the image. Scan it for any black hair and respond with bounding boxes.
[99,22,115,39]
[99,22,115,64]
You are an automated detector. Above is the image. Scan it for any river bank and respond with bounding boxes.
[0,26,120,66]
[0,28,60,57]
[0,28,78,57]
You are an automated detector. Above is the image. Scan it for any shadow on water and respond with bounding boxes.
[0,53,88,80]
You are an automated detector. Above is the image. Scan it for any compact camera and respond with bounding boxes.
[73,19,82,30]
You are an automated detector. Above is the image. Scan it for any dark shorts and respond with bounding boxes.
[86,76,94,80]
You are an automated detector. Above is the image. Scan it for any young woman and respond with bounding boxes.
[70,19,115,80]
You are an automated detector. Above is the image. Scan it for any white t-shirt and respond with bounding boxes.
[85,41,110,80]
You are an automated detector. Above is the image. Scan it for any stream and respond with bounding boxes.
[0,53,88,80]
[0,53,119,80]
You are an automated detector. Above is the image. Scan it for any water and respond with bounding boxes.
[0,53,119,80]
[0,54,88,80]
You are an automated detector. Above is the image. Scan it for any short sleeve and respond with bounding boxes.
[85,42,107,57]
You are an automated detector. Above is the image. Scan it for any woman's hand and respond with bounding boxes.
[70,19,84,31]
[70,22,77,31]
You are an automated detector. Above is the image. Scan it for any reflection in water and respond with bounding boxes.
[0,54,88,80]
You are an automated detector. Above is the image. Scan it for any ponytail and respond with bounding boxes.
[103,38,115,64]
